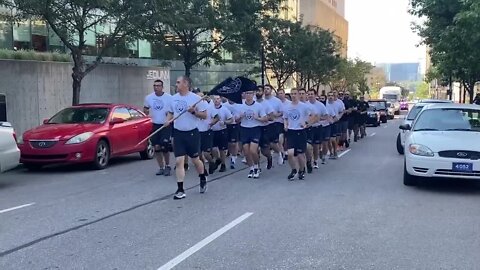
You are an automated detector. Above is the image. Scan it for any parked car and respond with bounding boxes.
[401,103,480,186]
[0,122,20,172]
[17,103,154,170]
[366,106,381,127]
[368,99,388,123]
[396,99,453,154]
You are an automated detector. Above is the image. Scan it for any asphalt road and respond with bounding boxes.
[1,113,480,270]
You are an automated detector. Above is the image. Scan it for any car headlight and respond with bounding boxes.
[65,132,94,145]
[409,144,434,157]
[17,135,24,144]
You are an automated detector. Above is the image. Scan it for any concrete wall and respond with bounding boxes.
[0,59,251,135]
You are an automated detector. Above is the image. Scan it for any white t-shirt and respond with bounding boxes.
[197,102,217,132]
[326,102,338,124]
[264,96,283,124]
[239,101,266,128]
[223,102,242,124]
[334,99,345,119]
[283,102,313,130]
[278,99,292,124]
[257,100,274,127]
[210,105,233,131]
[309,100,328,127]
[169,92,207,131]
[144,92,172,124]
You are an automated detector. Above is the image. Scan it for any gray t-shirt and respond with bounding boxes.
[169,92,207,131]
[211,105,233,131]
[283,102,313,130]
[144,92,172,125]
[334,99,345,119]
[239,101,266,128]
[309,100,328,127]
[222,101,242,124]
[326,102,338,123]
[258,100,274,127]
[265,96,283,124]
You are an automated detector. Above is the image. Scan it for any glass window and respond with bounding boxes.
[13,20,31,50]
[138,40,151,58]
[0,21,13,49]
[48,107,110,124]
[111,107,131,121]
[128,108,144,119]
[413,108,480,132]
[31,20,47,52]
[406,105,424,120]
[48,25,65,52]
[0,94,6,122]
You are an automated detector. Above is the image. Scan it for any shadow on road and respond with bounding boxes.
[414,178,480,195]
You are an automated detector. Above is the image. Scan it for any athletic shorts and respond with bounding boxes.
[274,122,285,135]
[313,126,325,144]
[213,129,229,151]
[306,127,314,145]
[200,131,213,153]
[348,117,356,130]
[286,129,307,156]
[151,124,172,152]
[172,128,201,158]
[323,125,332,141]
[240,126,262,145]
[330,122,338,137]
[262,123,280,146]
[226,124,240,143]
[340,121,348,134]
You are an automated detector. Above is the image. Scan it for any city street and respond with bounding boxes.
[1,116,480,270]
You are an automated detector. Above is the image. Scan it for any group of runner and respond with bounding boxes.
[143,76,370,200]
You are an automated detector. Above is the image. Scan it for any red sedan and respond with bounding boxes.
[17,103,154,170]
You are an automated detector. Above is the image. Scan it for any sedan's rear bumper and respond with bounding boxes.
[406,154,480,179]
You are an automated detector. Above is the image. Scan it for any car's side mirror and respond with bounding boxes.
[43,119,49,124]
[399,124,411,130]
[110,117,125,125]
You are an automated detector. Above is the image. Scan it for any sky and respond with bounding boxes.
[345,0,426,70]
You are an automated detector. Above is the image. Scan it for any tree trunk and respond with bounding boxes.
[71,55,83,106]
[184,62,192,78]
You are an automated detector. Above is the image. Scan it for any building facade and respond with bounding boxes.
[377,63,421,83]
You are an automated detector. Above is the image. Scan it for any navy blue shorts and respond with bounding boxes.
[173,129,200,158]
[340,121,348,134]
[200,131,213,152]
[240,126,262,145]
[323,125,332,141]
[286,129,307,156]
[151,124,172,152]
[226,124,239,143]
[306,127,314,145]
[213,129,229,150]
[313,126,325,144]
[330,122,338,137]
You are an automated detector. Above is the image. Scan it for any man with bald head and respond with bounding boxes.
[165,76,208,200]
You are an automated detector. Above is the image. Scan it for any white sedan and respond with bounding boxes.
[0,122,20,172]
[396,99,453,154]
[401,103,480,186]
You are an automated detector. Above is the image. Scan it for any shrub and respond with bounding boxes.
[0,49,71,62]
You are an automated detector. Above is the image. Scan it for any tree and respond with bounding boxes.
[1,0,147,105]
[328,58,373,94]
[411,0,480,103]
[146,0,282,78]
[415,81,430,99]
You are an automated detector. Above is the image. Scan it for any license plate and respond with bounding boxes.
[452,162,473,172]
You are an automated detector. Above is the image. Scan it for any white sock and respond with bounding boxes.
[250,166,255,170]
[254,164,259,169]
[231,156,237,162]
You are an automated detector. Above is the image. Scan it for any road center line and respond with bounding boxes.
[157,212,254,270]
[338,149,351,158]
[0,203,35,214]
[369,133,376,137]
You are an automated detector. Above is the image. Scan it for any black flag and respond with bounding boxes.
[209,76,257,104]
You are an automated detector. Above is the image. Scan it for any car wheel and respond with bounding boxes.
[396,133,404,155]
[140,140,155,160]
[24,163,43,171]
[93,140,110,170]
[382,118,387,123]
[403,160,418,186]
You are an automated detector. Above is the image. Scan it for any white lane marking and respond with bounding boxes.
[0,203,35,214]
[369,133,376,137]
[338,149,351,158]
[157,212,254,270]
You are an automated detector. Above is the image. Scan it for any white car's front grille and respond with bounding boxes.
[435,169,480,177]
[413,167,428,173]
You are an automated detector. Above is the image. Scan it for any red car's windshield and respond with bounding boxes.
[48,107,110,124]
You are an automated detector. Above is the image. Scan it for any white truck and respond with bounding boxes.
[379,86,402,115]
